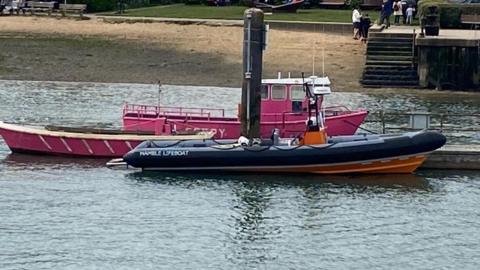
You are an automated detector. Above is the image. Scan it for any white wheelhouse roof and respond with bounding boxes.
[261,76,331,95]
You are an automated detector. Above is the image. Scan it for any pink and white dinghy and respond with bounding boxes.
[0,121,213,158]
[123,75,369,139]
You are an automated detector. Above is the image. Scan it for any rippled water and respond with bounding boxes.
[0,80,479,143]
[1,80,480,269]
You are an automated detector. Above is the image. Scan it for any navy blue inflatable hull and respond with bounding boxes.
[122,131,446,174]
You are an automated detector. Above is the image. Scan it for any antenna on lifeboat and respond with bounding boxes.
[322,25,325,77]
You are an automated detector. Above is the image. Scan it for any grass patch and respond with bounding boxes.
[99,4,380,23]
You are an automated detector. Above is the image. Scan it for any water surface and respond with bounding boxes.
[0,80,478,143]
[0,80,480,269]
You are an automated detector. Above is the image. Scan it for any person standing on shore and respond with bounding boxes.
[352,7,362,40]
[401,0,408,24]
[406,5,415,25]
[393,0,403,25]
[379,0,393,28]
[360,13,372,44]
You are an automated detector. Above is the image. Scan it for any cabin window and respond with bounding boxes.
[261,85,269,100]
[290,85,304,101]
[292,101,303,113]
[271,85,286,100]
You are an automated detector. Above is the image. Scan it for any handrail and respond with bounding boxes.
[123,103,225,118]
[324,105,350,111]
[412,28,416,68]
[122,114,214,133]
[123,102,360,119]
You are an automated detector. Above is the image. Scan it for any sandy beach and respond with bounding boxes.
[0,17,365,90]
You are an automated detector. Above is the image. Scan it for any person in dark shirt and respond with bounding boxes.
[401,0,408,24]
[379,0,393,28]
[360,13,372,43]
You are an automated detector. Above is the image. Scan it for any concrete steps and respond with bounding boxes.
[367,55,413,61]
[361,31,418,88]
[367,43,413,49]
[368,40,412,44]
[364,65,414,71]
[367,47,412,53]
[363,74,419,81]
[364,68,417,76]
[367,50,413,56]
[365,60,413,66]
[368,32,415,39]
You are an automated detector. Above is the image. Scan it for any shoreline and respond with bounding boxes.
[2,17,478,94]
[0,17,365,90]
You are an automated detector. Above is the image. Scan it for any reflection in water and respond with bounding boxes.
[1,153,108,170]
[323,173,431,190]
[127,170,431,267]
[229,181,274,267]
[127,171,430,190]
[2,152,431,191]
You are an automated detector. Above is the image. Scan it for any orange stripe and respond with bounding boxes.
[242,156,426,174]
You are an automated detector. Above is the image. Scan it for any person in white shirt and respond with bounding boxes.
[406,5,415,25]
[352,8,362,40]
[393,0,403,25]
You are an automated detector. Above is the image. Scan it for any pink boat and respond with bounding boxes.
[0,76,367,158]
[0,121,213,157]
[123,76,369,139]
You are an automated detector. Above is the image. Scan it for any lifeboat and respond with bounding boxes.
[121,129,446,174]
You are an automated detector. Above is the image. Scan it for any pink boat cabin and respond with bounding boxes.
[122,76,368,139]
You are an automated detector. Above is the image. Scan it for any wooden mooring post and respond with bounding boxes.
[240,8,265,139]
